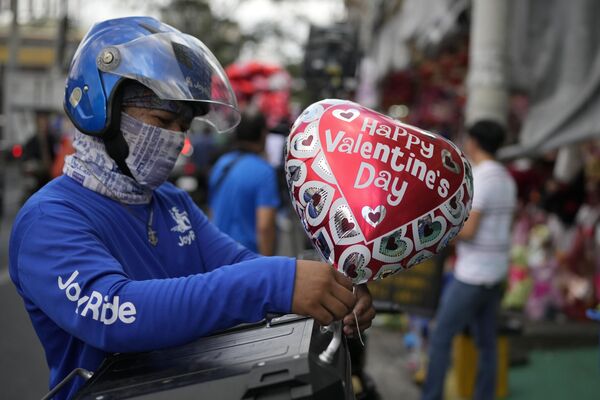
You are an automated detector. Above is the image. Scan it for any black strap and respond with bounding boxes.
[104,132,134,178]
[102,82,134,179]
[209,152,246,202]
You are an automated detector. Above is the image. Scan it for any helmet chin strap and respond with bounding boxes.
[104,131,135,179]
[103,85,135,180]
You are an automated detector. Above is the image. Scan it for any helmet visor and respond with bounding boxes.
[98,32,240,133]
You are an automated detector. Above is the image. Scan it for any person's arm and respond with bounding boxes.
[457,209,482,241]
[184,193,356,326]
[457,167,489,242]
[12,202,295,354]
[256,207,277,256]
[254,164,281,256]
[14,201,357,354]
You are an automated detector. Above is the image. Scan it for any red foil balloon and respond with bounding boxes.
[285,100,473,284]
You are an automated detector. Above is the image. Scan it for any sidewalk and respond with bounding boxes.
[363,317,600,400]
[508,346,599,400]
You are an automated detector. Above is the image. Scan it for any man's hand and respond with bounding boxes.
[292,261,356,326]
[342,284,376,337]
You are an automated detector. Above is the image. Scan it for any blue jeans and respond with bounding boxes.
[422,278,502,400]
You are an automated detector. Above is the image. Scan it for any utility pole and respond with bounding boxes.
[0,0,19,221]
[55,0,68,72]
[465,0,509,127]
[3,0,20,146]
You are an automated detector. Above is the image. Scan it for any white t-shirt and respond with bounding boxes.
[455,160,517,285]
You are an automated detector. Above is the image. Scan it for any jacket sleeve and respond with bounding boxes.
[12,202,296,354]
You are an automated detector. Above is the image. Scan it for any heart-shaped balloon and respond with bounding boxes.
[285,100,473,284]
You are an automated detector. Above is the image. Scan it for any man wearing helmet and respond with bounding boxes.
[8,17,375,399]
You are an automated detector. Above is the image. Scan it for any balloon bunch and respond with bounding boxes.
[225,61,291,129]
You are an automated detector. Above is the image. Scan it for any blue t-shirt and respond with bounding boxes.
[9,176,295,399]
[209,151,281,252]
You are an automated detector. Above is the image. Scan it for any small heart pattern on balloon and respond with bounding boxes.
[332,108,360,123]
[285,99,473,284]
[362,205,386,227]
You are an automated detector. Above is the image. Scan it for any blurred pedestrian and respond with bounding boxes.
[422,120,517,400]
[21,110,57,200]
[50,118,76,179]
[208,109,280,255]
[8,17,375,399]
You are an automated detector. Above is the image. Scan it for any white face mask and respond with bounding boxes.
[121,112,186,189]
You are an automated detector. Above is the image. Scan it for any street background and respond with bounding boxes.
[2,0,600,399]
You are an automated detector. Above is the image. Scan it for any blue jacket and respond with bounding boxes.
[9,176,296,399]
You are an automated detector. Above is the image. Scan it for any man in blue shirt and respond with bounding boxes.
[9,17,375,399]
[209,109,279,255]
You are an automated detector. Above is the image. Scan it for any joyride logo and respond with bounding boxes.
[58,270,137,325]
[318,105,465,241]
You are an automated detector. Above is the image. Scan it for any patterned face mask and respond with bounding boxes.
[121,112,186,190]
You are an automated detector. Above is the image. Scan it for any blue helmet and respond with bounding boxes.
[64,16,240,136]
